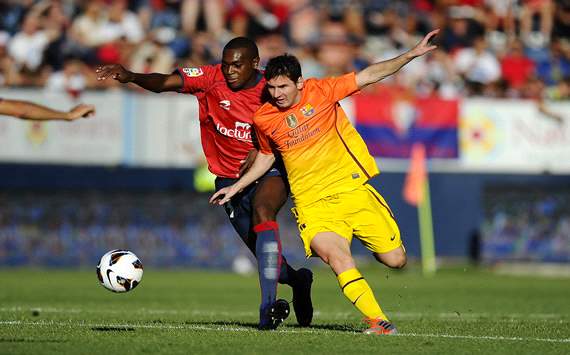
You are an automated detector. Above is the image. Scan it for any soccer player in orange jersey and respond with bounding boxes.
[211,29,439,334]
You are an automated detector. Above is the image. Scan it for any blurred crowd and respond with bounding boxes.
[482,188,570,263]
[0,190,303,267]
[1,0,570,100]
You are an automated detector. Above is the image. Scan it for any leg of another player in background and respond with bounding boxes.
[252,176,285,327]
[310,232,390,322]
[253,175,313,327]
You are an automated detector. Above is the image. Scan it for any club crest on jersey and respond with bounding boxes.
[182,67,203,77]
[219,100,231,110]
[285,113,298,128]
[300,103,315,117]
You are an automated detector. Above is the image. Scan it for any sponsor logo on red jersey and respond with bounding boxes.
[216,121,252,141]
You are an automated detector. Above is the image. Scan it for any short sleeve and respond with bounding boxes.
[317,72,359,103]
[254,124,273,155]
[175,65,217,94]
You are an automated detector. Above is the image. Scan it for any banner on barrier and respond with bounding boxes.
[353,87,459,159]
[2,90,569,174]
[0,91,124,165]
[128,94,203,168]
[460,100,570,173]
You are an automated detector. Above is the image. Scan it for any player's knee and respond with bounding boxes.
[252,204,277,225]
[374,251,407,269]
[389,253,407,269]
[327,253,356,274]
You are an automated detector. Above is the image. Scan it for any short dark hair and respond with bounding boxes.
[264,54,302,83]
[223,37,259,59]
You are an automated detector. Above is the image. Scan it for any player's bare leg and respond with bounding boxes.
[311,232,397,335]
[252,176,288,225]
[253,175,313,327]
[373,246,407,269]
[310,232,355,274]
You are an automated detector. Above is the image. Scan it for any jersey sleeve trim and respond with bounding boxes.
[173,68,188,93]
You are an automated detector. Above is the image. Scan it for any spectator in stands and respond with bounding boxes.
[454,35,501,95]
[42,0,72,72]
[228,0,288,38]
[70,0,108,48]
[500,38,536,94]
[535,39,570,86]
[483,0,516,39]
[256,32,287,66]
[285,0,319,46]
[414,49,461,98]
[0,0,29,35]
[321,0,366,40]
[1,0,570,100]
[440,6,483,53]
[137,0,181,32]
[8,13,59,85]
[520,0,554,47]
[136,0,188,58]
[129,28,176,74]
[316,21,360,77]
[45,58,88,97]
[68,0,108,64]
[181,0,226,39]
[553,0,570,40]
[103,0,144,44]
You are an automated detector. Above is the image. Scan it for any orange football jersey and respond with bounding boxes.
[254,73,379,206]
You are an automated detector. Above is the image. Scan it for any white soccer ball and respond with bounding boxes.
[96,250,143,293]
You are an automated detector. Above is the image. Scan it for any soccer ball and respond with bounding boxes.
[96,250,143,293]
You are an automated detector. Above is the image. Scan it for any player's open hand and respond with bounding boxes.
[66,104,96,121]
[409,29,440,58]
[96,64,133,83]
[239,149,258,177]
[209,184,241,205]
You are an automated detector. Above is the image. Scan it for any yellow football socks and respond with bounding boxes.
[337,268,388,320]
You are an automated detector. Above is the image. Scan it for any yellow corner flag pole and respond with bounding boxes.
[403,143,436,276]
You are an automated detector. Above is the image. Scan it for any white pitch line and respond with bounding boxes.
[401,332,570,344]
[0,307,567,322]
[0,320,569,344]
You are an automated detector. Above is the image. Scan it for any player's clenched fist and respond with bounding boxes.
[67,104,96,120]
[95,64,134,83]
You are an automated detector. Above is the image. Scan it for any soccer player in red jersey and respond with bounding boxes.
[96,37,312,330]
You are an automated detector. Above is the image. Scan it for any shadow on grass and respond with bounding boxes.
[91,326,136,332]
[0,338,67,343]
[182,320,357,333]
[183,320,258,329]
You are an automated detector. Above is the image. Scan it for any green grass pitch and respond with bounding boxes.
[0,266,568,354]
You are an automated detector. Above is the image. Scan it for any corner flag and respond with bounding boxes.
[403,143,436,276]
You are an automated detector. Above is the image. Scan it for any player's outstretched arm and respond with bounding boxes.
[66,104,96,120]
[95,64,183,93]
[0,99,95,121]
[239,149,259,177]
[356,29,440,89]
[210,152,276,205]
